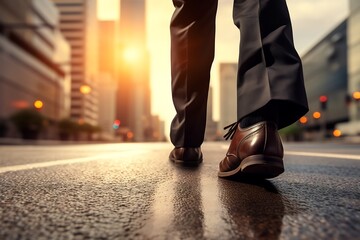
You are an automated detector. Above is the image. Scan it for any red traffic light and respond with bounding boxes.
[319,95,328,103]
[113,119,121,129]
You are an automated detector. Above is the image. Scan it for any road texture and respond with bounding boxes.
[0,142,359,239]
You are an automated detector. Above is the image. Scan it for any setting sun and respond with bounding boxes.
[123,47,141,63]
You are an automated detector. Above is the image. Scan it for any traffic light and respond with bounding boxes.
[113,119,121,129]
[319,95,328,110]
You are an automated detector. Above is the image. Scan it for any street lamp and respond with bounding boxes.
[313,111,321,119]
[299,116,308,124]
[353,91,360,101]
[80,84,92,95]
[333,129,342,137]
[127,131,134,140]
[33,100,44,110]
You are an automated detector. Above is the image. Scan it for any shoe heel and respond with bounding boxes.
[241,155,284,179]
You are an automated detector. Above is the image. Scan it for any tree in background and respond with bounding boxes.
[10,109,46,140]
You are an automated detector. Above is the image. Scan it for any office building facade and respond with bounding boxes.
[97,20,118,140]
[53,0,99,126]
[219,63,237,133]
[337,0,360,134]
[205,87,219,141]
[301,20,348,137]
[98,73,117,140]
[0,0,71,138]
[117,0,151,141]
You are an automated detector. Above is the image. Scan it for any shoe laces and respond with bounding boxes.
[223,120,240,140]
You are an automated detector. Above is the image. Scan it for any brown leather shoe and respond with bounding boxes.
[218,121,284,179]
[169,147,203,165]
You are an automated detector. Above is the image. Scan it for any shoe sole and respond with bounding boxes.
[169,157,203,166]
[218,155,284,179]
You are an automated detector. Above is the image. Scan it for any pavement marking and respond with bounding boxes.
[285,151,360,161]
[221,145,360,161]
[0,150,149,174]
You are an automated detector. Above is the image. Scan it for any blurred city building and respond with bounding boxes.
[205,87,220,141]
[301,20,349,139]
[53,0,99,127]
[219,63,237,134]
[0,0,71,138]
[98,73,117,141]
[98,20,118,75]
[116,0,152,142]
[97,20,119,140]
[337,0,360,135]
[147,115,166,142]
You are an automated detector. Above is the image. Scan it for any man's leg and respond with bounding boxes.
[169,0,218,163]
[233,0,308,127]
[218,0,308,178]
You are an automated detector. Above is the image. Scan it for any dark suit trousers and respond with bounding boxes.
[170,0,308,148]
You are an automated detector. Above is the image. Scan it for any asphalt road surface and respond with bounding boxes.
[0,142,359,239]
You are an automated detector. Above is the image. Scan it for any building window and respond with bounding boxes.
[56,3,83,7]
[59,11,83,15]
[71,53,83,58]
[60,28,83,32]
[65,36,83,41]
[60,20,83,24]
[71,70,83,75]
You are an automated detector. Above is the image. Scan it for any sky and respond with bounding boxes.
[98,0,349,135]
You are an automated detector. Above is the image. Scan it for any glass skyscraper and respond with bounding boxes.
[116,0,151,141]
[337,0,360,135]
